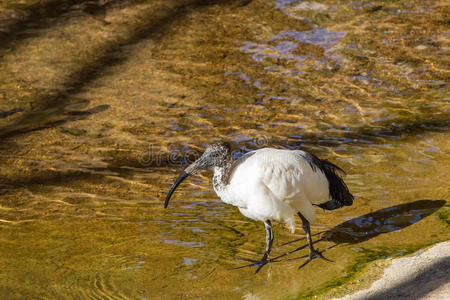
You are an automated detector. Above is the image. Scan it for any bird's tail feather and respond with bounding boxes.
[307,155,354,210]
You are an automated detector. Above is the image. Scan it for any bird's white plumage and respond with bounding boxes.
[214,148,330,233]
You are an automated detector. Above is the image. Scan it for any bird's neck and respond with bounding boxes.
[212,159,232,194]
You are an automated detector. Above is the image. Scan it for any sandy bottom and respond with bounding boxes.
[334,242,450,300]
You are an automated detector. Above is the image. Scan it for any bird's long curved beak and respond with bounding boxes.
[164,171,189,208]
[164,154,209,208]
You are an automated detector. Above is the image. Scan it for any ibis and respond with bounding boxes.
[164,142,354,272]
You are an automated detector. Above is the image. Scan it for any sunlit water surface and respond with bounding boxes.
[0,0,448,299]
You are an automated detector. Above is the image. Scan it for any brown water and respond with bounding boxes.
[0,0,449,299]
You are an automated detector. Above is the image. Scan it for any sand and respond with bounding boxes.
[333,242,450,300]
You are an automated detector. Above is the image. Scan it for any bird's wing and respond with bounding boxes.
[227,148,330,224]
[229,149,328,200]
[227,149,303,229]
[260,150,330,199]
[254,149,327,223]
[228,148,352,223]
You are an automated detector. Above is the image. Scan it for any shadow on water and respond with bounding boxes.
[0,0,248,142]
[323,200,447,244]
[0,0,86,53]
[0,170,104,192]
[0,0,146,54]
[0,108,24,119]
[0,101,110,138]
[282,200,446,258]
[1,0,448,154]
[281,117,450,150]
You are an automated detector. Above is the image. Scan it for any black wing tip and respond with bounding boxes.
[302,152,347,176]
[346,193,355,206]
[317,192,354,210]
[304,152,354,209]
[321,158,347,177]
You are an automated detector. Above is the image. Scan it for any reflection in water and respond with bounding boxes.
[241,27,344,64]
[163,239,205,248]
[272,28,345,51]
[324,200,447,244]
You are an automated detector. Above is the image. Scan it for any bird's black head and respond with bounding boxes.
[164,142,232,208]
[192,142,232,170]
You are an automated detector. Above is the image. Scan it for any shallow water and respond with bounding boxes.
[0,0,449,299]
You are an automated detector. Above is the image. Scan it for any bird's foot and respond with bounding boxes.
[298,248,333,270]
[234,256,280,274]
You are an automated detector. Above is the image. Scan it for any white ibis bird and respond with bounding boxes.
[164,142,353,273]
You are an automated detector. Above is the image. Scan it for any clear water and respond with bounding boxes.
[0,0,448,299]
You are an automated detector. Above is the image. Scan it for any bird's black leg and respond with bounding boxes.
[235,220,275,274]
[297,212,332,269]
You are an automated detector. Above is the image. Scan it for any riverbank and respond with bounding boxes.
[333,242,450,300]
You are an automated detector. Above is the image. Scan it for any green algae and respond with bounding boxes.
[296,242,440,300]
[437,205,450,226]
